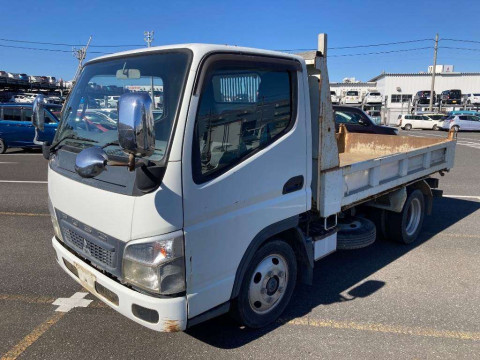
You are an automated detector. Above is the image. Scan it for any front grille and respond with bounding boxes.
[63,228,115,268]
[56,209,125,278]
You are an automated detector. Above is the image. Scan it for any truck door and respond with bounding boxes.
[182,55,308,318]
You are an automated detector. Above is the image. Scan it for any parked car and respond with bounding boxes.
[442,114,480,132]
[330,91,339,104]
[17,73,29,85]
[397,114,444,130]
[29,76,41,84]
[464,93,480,105]
[6,72,17,84]
[0,71,8,83]
[341,90,361,105]
[9,94,34,103]
[413,90,436,106]
[333,105,397,134]
[440,89,462,105]
[47,76,57,87]
[363,91,382,104]
[0,104,58,153]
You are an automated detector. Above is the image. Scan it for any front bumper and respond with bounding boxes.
[52,237,187,332]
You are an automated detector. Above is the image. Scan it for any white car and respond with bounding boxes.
[9,94,33,103]
[341,90,361,104]
[330,91,339,104]
[398,114,444,130]
[363,91,382,104]
[442,114,480,131]
[465,93,480,105]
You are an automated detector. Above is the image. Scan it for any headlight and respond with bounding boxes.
[48,196,63,242]
[123,235,185,295]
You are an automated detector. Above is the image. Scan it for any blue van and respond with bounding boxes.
[0,104,59,153]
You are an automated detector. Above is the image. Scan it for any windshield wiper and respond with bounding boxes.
[49,134,98,153]
[101,140,119,149]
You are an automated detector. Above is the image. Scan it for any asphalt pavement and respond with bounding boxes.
[0,130,479,359]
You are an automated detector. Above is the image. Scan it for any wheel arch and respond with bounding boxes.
[230,215,313,300]
[408,180,433,215]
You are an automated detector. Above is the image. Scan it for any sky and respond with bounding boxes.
[1,0,480,83]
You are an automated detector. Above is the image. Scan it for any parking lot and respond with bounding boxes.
[0,129,479,359]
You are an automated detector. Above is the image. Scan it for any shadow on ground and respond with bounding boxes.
[186,197,480,348]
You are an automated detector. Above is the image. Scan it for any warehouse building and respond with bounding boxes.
[370,70,480,108]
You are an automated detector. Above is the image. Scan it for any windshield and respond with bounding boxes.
[56,51,190,162]
[370,92,380,96]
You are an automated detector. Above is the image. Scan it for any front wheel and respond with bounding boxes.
[452,125,460,132]
[432,124,439,130]
[404,124,412,131]
[232,240,297,328]
[385,189,425,244]
[0,138,7,154]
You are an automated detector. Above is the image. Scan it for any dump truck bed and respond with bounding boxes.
[316,129,456,217]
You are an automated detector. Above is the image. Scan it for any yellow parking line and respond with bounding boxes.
[281,317,480,341]
[0,294,56,304]
[1,312,65,360]
[0,212,49,217]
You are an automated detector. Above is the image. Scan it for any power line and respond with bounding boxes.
[442,38,480,45]
[330,38,433,49]
[277,38,434,52]
[440,46,480,52]
[329,47,432,58]
[0,37,143,48]
[0,43,109,54]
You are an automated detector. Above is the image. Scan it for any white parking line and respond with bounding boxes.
[444,195,480,201]
[0,162,18,164]
[52,292,92,312]
[0,180,47,184]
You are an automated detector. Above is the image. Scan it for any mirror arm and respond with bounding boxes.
[106,154,138,171]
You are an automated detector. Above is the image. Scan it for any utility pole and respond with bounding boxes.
[144,31,155,105]
[429,33,439,112]
[72,36,92,84]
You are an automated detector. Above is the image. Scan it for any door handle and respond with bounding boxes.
[283,175,304,194]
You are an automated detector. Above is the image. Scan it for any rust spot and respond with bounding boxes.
[164,319,181,332]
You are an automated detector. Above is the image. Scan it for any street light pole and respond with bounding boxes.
[429,34,439,112]
[144,31,155,106]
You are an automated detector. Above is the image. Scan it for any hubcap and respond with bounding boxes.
[248,254,288,314]
[406,198,422,236]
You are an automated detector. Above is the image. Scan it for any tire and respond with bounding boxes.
[432,124,439,130]
[385,189,425,244]
[404,124,412,131]
[232,240,297,329]
[452,125,460,132]
[337,216,376,250]
[0,138,7,154]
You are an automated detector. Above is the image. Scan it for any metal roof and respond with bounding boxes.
[369,72,480,82]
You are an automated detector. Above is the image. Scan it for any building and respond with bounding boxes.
[370,71,480,107]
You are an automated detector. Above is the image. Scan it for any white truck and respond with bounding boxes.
[31,34,456,332]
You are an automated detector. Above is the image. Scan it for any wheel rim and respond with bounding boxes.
[248,254,288,314]
[405,198,422,236]
[0,140,4,153]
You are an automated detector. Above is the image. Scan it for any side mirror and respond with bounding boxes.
[32,94,47,131]
[117,92,155,157]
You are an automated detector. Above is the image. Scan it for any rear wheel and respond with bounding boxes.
[385,189,425,244]
[232,240,297,328]
[432,124,439,130]
[404,124,412,131]
[0,139,7,154]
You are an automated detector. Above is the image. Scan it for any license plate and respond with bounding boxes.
[452,100,457,103]
[75,263,96,291]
